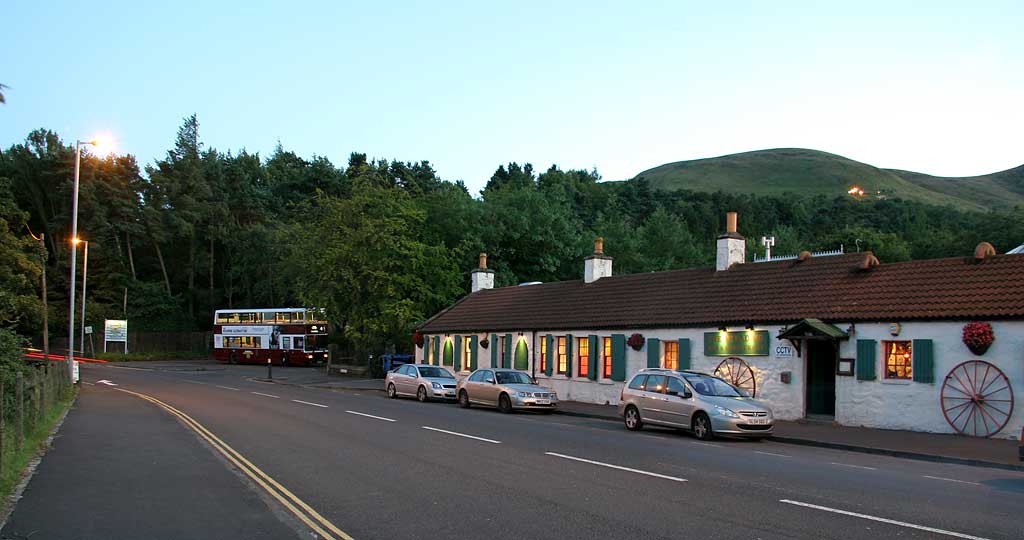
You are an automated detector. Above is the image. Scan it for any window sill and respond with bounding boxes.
[881,379,913,385]
[598,380,615,385]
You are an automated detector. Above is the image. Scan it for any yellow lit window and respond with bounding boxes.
[540,337,547,372]
[884,341,913,379]
[462,337,472,371]
[578,337,589,377]
[664,341,678,370]
[602,337,612,378]
[557,337,567,374]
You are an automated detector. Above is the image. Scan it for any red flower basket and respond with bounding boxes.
[413,331,425,349]
[627,333,645,351]
[962,322,994,355]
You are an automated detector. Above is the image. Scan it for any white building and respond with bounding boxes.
[416,213,1024,439]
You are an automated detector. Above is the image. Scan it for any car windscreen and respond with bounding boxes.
[683,375,747,397]
[417,366,454,379]
[496,371,532,385]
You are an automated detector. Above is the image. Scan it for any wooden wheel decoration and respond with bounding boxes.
[714,357,756,397]
[941,360,1013,438]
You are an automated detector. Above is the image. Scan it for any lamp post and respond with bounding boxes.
[79,240,89,356]
[68,139,97,379]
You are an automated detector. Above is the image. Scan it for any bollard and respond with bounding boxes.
[267,356,273,381]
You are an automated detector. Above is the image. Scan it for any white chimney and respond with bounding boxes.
[471,253,495,293]
[716,212,745,271]
[584,237,613,283]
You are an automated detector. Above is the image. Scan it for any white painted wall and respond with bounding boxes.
[420,321,1024,438]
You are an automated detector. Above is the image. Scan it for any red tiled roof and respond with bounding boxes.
[418,253,1024,332]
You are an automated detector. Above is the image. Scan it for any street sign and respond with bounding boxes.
[104,319,128,353]
[84,326,93,335]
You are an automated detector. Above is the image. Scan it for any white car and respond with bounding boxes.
[385,364,457,402]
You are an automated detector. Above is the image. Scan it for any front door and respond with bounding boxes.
[805,340,837,417]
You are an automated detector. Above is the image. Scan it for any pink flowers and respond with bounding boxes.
[962,322,994,355]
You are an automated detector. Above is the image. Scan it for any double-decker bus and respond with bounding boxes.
[213,308,330,366]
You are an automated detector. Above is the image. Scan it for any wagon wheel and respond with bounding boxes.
[714,357,756,397]
[941,360,1013,438]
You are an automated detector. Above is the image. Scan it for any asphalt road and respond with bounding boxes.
[5,362,1024,540]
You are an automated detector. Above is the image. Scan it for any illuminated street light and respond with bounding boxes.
[68,138,98,380]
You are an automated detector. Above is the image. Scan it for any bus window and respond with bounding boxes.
[305,335,328,351]
[217,312,240,324]
[293,337,304,350]
[282,337,291,350]
[223,336,262,348]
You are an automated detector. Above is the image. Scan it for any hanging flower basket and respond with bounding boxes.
[480,337,490,349]
[962,322,994,355]
[627,333,645,351]
[413,331,424,349]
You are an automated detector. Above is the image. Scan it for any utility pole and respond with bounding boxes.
[27,228,49,360]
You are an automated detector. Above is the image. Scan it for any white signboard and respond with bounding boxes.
[72,360,80,383]
[775,345,795,358]
[84,326,93,335]
[221,325,274,335]
[104,319,128,353]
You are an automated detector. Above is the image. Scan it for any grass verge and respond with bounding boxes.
[0,389,76,502]
[95,351,208,362]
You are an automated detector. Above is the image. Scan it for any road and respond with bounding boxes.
[4,362,1023,540]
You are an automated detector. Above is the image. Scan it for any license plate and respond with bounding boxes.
[535,399,550,405]
[749,417,768,425]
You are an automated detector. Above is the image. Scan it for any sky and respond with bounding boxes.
[3,1,1022,193]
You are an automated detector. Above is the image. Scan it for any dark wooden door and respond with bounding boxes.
[806,340,837,416]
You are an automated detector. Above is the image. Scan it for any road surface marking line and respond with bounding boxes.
[251,392,280,399]
[292,399,328,408]
[346,410,395,422]
[829,462,876,470]
[779,499,991,540]
[754,451,791,458]
[183,380,205,385]
[215,385,240,391]
[545,452,687,482]
[81,381,95,386]
[923,475,982,486]
[114,388,352,540]
[692,442,722,448]
[422,426,500,444]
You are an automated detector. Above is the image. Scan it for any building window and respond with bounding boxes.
[578,337,589,377]
[556,337,567,374]
[884,341,913,379]
[664,341,679,370]
[462,337,472,371]
[500,336,507,368]
[540,337,547,373]
[602,337,612,378]
[223,336,261,348]
[427,337,435,364]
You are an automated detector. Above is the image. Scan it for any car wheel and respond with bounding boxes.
[458,390,471,408]
[387,383,397,399]
[417,386,429,403]
[498,393,513,414]
[693,412,714,441]
[624,405,643,431]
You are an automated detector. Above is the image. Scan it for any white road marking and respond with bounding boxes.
[829,462,876,470]
[692,441,722,448]
[345,410,393,421]
[546,452,687,482]
[183,380,206,385]
[81,381,95,386]
[754,450,791,458]
[292,399,328,408]
[923,475,982,486]
[97,379,118,386]
[251,392,280,399]
[780,499,991,540]
[215,385,240,391]
[422,426,500,444]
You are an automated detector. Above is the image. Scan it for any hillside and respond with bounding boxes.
[633,148,1024,212]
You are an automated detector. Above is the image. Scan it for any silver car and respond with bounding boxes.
[385,364,458,402]
[456,368,557,413]
[618,368,773,440]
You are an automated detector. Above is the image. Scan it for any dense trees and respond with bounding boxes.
[1,117,1022,359]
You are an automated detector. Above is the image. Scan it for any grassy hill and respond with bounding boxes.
[633,148,1024,212]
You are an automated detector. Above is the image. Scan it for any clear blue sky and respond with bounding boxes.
[3,1,1022,193]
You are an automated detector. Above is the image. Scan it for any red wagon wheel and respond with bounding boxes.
[941,360,1013,438]
[714,357,756,397]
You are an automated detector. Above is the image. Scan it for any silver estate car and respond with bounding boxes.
[618,368,773,440]
[456,368,557,413]
[385,364,457,402]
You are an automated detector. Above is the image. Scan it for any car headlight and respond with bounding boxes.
[713,405,739,418]
[550,393,557,399]
[517,391,531,397]
[431,382,443,389]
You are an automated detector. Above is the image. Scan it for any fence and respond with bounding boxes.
[47,332,213,356]
[1,361,73,477]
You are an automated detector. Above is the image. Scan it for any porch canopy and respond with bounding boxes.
[777,318,848,356]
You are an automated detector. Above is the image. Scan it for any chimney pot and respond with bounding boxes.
[726,212,738,234]
[716,211,745,271]
[594,237,604,255]
[479,253,488,269]
[973,242,996,261]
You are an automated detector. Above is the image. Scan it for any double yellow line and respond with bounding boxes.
[116,388,353,540]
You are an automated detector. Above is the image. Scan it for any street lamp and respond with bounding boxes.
[68,138,99,380]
